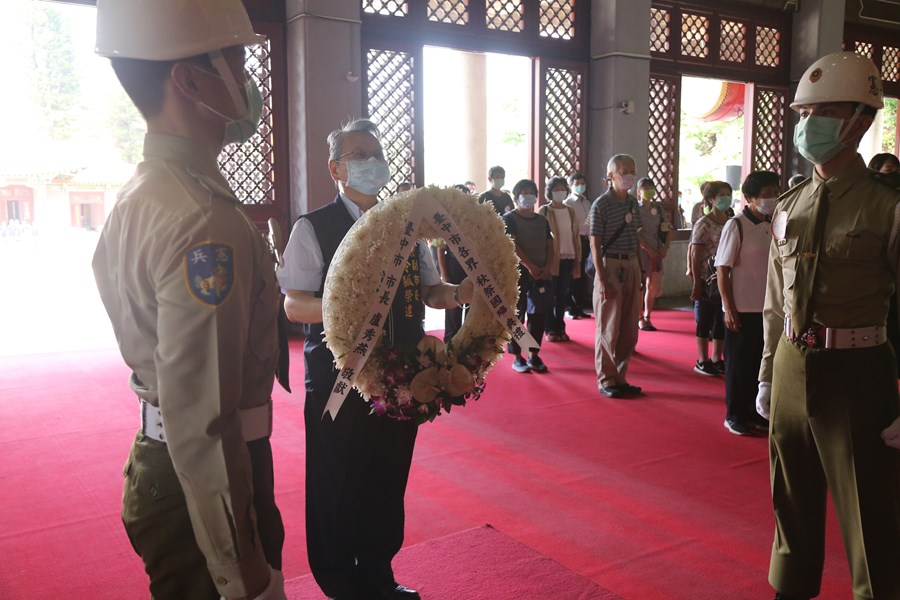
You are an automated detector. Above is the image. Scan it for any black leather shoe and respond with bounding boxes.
[599,385,621,398]
[367,582,420,600]
[619,383,642,395]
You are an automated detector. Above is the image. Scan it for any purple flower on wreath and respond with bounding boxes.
[370,397,389,416]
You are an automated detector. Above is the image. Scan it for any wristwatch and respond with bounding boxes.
[453,285,469,308]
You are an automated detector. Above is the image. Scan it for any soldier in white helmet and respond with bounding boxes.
[756,51,900,600]
[91,1,285,598]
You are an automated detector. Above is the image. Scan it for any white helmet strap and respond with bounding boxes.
[837,103,866,145]
[208,49,248,116]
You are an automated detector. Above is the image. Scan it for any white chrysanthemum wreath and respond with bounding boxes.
[323,186,520,423]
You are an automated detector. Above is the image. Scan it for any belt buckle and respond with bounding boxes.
[800,326,819,348]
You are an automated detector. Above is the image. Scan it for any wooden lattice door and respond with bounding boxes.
[535,59,587,191]
[363,45,421,200]
[216,22,288,233]
[648,74,680,218]
[745,85,788,182]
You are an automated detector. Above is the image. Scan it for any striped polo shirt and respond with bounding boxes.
[589,190,642,255]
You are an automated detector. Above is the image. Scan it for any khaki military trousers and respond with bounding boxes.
[122,431,284,600]
[593,256,642,388]
[768,336,900,600]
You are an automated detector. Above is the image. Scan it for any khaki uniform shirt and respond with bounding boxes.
[759,155,900,383]
[92,133,279,596]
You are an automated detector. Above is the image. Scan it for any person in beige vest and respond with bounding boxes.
[756,51,900,600]
[92,1,285,598]
[539,176,582,342]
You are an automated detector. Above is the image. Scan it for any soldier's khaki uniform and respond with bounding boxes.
[760,156,900,599]
[93,133,283,599]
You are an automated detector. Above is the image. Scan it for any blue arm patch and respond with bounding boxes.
[184,243,235,306]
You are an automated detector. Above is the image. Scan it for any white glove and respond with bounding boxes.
[223,568,286,600]
[756,382,772,419]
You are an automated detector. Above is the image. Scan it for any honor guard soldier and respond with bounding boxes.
[756,51,900,600]
[92,1,286,598]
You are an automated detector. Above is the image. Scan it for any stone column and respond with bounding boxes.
[285,0,363,218]
[459,51,488,189]
[588,0,652,192]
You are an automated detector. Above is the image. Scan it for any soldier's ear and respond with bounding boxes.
[170,63,202,101]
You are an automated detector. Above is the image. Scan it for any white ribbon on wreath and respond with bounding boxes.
[323,191,540,419]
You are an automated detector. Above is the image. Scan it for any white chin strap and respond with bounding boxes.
[838,104,865,144]
[208,49,248,116]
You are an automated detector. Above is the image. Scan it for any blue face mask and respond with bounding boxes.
[715,195,732,211]
[573,183,586,195]
[344,156,391,196]
[223,80,263,146]
[793,114,848,165]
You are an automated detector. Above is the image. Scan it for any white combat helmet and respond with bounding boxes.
[791,50,884,110]
[95,0,264,61]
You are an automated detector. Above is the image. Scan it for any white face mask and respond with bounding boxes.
[492,178,505,190]
[757,196,778,215]
[551,190,567,203]
[517,194,537,209]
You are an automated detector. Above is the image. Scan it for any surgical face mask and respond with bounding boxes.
[793,107,862,165]
[222,80,263,146]
[616,174,636,191]
[344,156,391,196]
[551,190,567,203]
[492,178,505,190]
[715,195,732,211]
[192,53,262,146]
[573,183,586,195]
[517,194,537,209]
[641,188,656,201]
[757,196,778,215]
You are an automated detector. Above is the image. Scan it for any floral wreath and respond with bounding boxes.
[323,186,521,424]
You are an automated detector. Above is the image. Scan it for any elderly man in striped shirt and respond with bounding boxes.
[589,154,645,398]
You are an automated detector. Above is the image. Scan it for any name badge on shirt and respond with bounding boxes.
[650,207,658,216]
[625,212,633,224]
[772,210,788,241]
[184,242,235,306]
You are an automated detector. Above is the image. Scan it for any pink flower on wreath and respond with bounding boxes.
[397,386,414,407]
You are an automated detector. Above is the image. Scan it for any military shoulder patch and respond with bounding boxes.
[184,242,235,306]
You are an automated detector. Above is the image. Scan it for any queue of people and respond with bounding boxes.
[87,2,900,596]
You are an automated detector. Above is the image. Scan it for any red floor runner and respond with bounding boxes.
[0,309,850,599]
[285,525,623,599]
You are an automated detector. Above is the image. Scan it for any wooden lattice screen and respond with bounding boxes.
[363,0,408,17]
[217,40,275,206]
[749,86,787,178]
[649,2,789,84]
[538,62,586,190]
[647,75,680,208]
[427,0,469,25]
[365,48,416,199]
[845,27,900,98]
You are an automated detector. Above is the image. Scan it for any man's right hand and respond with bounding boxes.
[756,382,771,419]
[598,279,615,300]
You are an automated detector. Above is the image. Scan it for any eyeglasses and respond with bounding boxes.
[338,150,386,162]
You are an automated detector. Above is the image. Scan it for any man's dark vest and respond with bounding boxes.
[302,195,425,399]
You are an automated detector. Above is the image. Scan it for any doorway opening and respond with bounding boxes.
[678,76,747,226]
[422,46,533,193]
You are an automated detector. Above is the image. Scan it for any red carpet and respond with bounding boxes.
[0,309,851,599]
[285,525,622,599]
